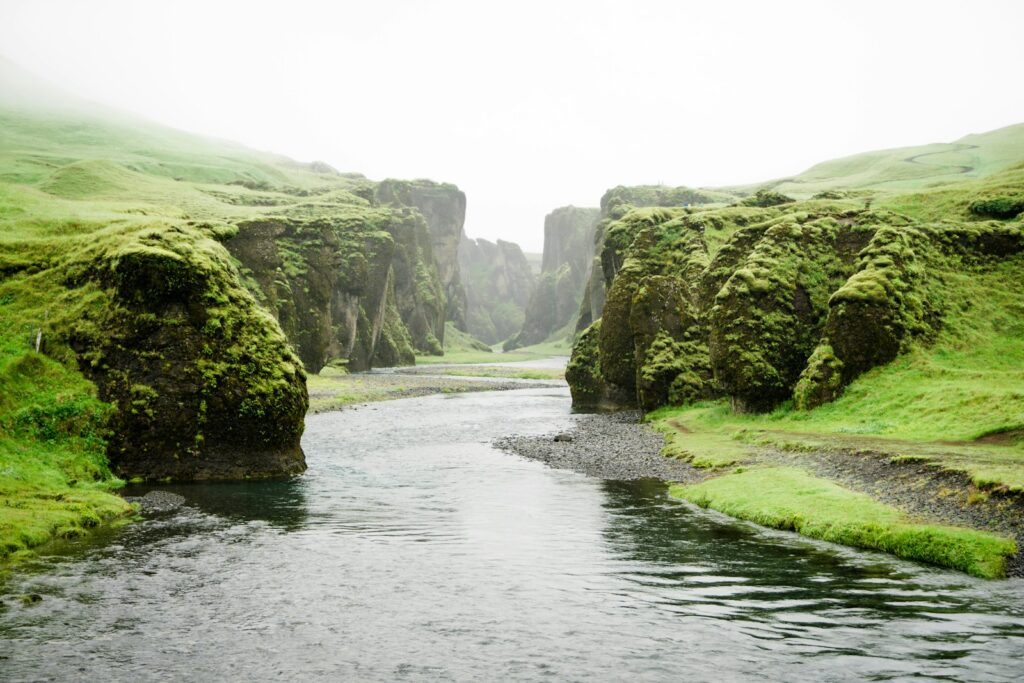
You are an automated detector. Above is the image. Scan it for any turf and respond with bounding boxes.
[670,467,1017,578]
[726,123,1024,198]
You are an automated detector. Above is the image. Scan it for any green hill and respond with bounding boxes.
[726,123,1024,198]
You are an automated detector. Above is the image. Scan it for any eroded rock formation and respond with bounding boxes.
[459,236,535,344]
[505,206,598,349]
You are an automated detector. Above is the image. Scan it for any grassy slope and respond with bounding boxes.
[670,468,1016,579]
[725,123,1024,198]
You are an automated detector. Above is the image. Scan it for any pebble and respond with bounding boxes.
[495,411,704,483]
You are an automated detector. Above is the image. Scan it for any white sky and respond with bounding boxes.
[2,0,1022,251]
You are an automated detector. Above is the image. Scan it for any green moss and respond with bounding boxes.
[793,344,844,409]
[566,321,605,407]
[709,216,852,412]
[670,467,1016,578]
[968,194,1024,219]
[739,188,795,208]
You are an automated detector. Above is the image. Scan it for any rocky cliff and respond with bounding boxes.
[459,236,535,344]
[376,179,469,340]
[574,185,733,334]
[3,220,309,481]
[566,173,1024,414]
[505,206,598,349]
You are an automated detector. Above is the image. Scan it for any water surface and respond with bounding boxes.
[2,387,1022,681]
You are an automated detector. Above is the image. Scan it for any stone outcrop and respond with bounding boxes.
[565,197,1024,414]
[49,224,309,481]
[459,236,535,344]
[228,180,471,370]
[575,185,730,334]
[505,206,598,349]
[376,179,469,339]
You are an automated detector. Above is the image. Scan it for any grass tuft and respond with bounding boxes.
[670,467,1017,578]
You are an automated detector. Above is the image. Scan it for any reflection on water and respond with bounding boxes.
[1,388,1022,682]
[121,479,310,530]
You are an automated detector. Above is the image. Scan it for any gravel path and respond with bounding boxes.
[494,411,704,483]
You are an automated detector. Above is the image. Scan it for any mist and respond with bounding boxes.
[2,0,1021,250]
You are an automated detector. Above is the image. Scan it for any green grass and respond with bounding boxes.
[306,369,525,413]
[670,467,1017,578]
[0,338,133,560]
[406,366,564,380]
[655,422,751,468]
[416,337,572,365]
[727,123,1024,199]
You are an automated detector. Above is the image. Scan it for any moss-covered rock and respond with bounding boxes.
[576,185,728,332]
[55,224,308,481]
[376,179,468,336]
[565,321,606,407]
[227,212,402,372]
[709,217,855,411]
[795,220,1024,408]
[460,236,535,345]
[630,277,711,410]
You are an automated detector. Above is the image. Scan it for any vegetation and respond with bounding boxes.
[0,337,133,559]
[565,127,1024,575]
[460,237,535,345]
[0,60,468,557]
[725,123,1024,198]
[670,468,1016,579]
[405,366,564,381]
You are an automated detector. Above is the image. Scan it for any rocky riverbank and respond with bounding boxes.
[306,370,552,414]
[496,409,1024,578]
[494,411,704,482]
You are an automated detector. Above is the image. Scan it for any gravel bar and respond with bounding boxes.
[494,411,704,483]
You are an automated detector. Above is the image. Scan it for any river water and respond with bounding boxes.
[2,385,1023,681]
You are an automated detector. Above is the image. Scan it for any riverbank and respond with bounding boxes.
[306,368,558,413]
[495,410,1022,579]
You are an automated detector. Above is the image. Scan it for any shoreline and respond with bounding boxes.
[494,411,1023,578]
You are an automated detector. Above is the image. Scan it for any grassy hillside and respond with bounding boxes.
[726,123,1024,198]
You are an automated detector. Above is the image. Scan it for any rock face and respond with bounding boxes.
[565,195,1024,414]
[52,224,309,481]
[227,182,467,370]
[505,206,599,349]
[376,179,469,339]
[459,236,535,344]
[575,185,731,334]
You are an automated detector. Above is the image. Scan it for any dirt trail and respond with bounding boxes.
[902,142,979,176]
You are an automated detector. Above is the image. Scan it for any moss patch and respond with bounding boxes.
[670,467,1017,578]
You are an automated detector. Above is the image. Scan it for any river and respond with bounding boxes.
[2,384,1023,681]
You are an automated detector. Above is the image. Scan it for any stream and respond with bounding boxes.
[2,384,1023,681]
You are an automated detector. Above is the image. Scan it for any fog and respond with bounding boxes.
[1,0,1021,250]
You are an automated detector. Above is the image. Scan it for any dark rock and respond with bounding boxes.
[123,490,187,514]
[66,227,308,481]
